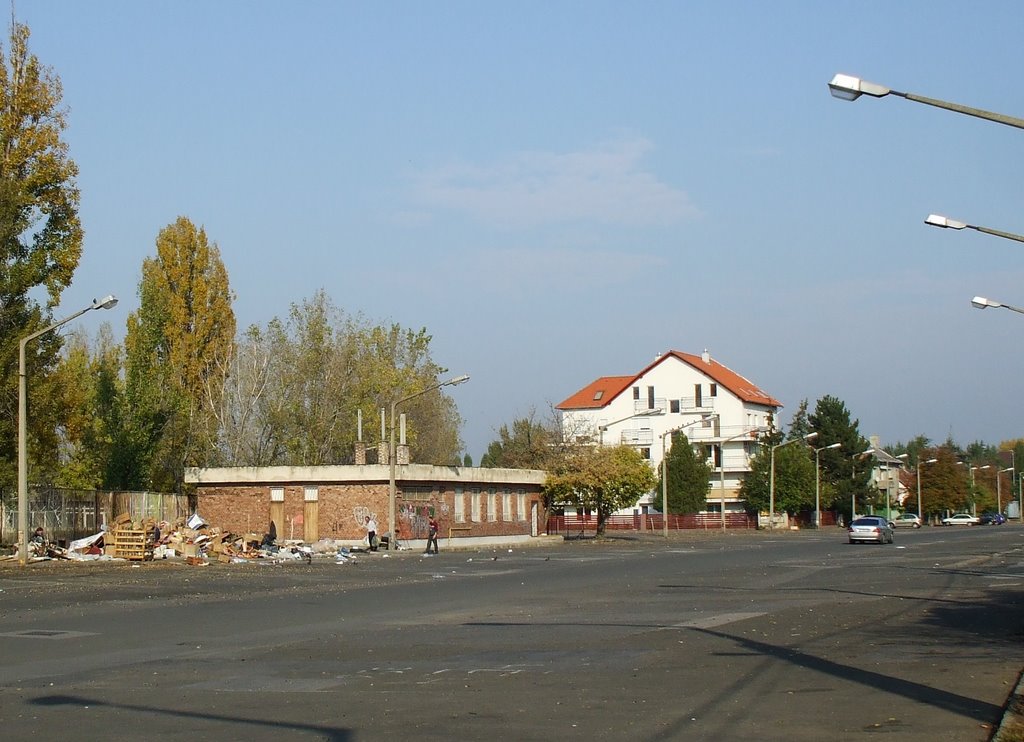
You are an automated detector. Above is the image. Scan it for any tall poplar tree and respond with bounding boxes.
[0,20,82,488]
[119,217,235,490]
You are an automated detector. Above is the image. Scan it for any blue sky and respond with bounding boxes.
[18,0,1024,460]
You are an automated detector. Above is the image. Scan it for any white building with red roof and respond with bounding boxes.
[555,350,782,515]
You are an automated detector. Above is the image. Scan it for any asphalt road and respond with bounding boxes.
[0,525,1022,741]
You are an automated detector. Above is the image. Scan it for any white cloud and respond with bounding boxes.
[410,139,698,228]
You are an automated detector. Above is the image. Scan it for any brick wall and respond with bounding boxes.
[196,481,544,543]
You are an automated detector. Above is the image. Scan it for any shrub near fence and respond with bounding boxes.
[0,487,193,545]
[546,512,756,536]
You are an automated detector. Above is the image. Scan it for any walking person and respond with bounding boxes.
[425,515,439,554]
[364,515,378,552]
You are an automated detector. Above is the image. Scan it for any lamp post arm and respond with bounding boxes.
[972,225,1024,244]
[894,90,1024,130]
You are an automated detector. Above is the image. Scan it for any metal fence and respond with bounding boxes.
[0,486,193,545]
[546,512,757,536]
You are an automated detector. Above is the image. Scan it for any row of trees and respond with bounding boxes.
[0,21,464,496]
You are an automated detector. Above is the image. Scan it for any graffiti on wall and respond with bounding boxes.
[353,506,378,528]
[399,502,437,537]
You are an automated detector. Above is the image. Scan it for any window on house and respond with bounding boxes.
[488,488,498,522]
[593,390,603,401]
[502,490,512,521]
[710,383,717,397]
[647,386,655,409]
[455,486,465,523]
[694,384,702,408]
[270,487,284,502]
[304,486,318,502]
[471,488,481,522]
[516,490,526,521]
[641,447,651,460]
[633,386,640,400]
[670,399,680,413]
[713,444,722,468]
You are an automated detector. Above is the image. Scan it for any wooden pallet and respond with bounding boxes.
[109,527,153,561]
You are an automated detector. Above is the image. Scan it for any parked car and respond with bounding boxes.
[979,512,1007,525]
[893,513,922,528]
[941,513,980,526]
[848,516,895,544]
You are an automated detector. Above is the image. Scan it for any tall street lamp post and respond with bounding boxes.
[916,458,938,522]
[996,467,1014,515]
[718,427,766,532]
[851,449,873,521]
[925,215,1024,245]
[828,74,1024,130]
[1015,468,1024,521]
[890,453,909,523]
[769,432,817,530]
[388,374,469,550]
[660,414,717,538]
[19,295,119,566]
[814,443,841,528]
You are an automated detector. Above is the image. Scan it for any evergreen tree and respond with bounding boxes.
[656,432,712,514]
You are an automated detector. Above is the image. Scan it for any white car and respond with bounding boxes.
[941,513,980,526]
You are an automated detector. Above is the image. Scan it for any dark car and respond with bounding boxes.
[980,512,1007,525]
[848,516,895,544]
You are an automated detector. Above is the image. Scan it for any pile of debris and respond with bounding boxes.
[4,512,357,566]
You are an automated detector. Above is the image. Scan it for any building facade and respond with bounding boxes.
[556,349,782,515]
[184,464,547,546]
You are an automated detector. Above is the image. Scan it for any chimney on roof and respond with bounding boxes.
[701,349,710,364]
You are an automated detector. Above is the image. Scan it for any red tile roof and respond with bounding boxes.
[556,351,781,410]
[556,375,636,410]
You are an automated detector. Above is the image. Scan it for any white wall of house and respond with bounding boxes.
[560,353,778,515]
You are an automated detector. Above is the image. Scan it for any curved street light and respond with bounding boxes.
[925,214,1024,245]
[971,296,1024,315]
[659,414,717,538]
[814,442,842,529]
[769,431,817,530]
[828,74,1024,130]
[388,374,469,550]
[916,458,938,521]
[19,295,119,566]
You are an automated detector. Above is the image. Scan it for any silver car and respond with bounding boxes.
[848,516,895,544]
[893,513,922,528]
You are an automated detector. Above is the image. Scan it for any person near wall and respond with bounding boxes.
[364,515,378,552]
[425,515,439,555]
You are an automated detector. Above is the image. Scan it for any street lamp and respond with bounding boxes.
[387,374,469,550]
[19,295,118,566]
[851,448,873,520]
[660,414,717,538]
[718,426,767,532]
[890,453,909,523]
[769,432,817,530]
[971,296,1024,315]
[916,458,938,522]
[814,442,841,528]
[827,74,1024,130]
[925,214,1024,245]
[996,467,1014,515]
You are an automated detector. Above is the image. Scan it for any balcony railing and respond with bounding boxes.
[676,396,715,412]
[633,399,667,415]
[620,428,654,446]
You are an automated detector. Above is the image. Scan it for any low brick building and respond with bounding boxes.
[184,463,548,546]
